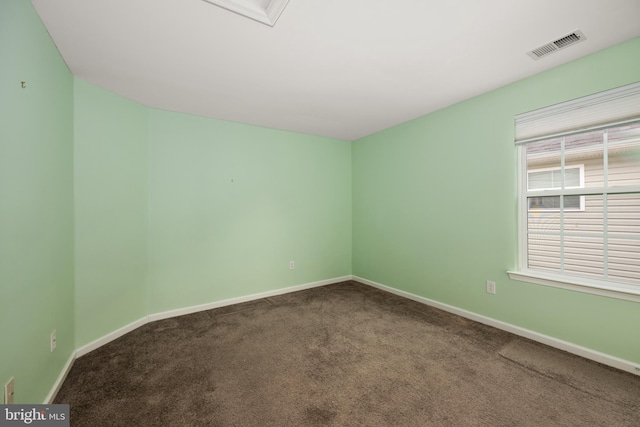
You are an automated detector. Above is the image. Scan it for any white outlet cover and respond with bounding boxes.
[4,377,14,404]
[50,329,57,352]
[486,281,496,295]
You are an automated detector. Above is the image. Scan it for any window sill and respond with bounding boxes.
[506,270,640,303]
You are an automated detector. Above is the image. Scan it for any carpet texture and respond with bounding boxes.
[55,281,640,426]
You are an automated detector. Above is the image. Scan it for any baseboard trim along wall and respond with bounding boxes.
[45,352,76,404]
[75,317,149,358]
[54,275,351,402]
[50,273,638,402]
[353,275,640,377]
[147,276,353,323]
[75,275,352,358]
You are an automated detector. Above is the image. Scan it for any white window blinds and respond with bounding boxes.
[515,82,640,144]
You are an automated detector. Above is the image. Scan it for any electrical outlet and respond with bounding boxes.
[4,377,14,404]
[289,260,295,270]
[50,329,57,352]
[486,280,496,295]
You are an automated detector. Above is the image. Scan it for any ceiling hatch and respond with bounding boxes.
[202,0,291,26]
[527,30,587,60]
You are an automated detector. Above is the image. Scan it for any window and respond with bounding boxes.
[509,82,640,301]
[527,165,584,211]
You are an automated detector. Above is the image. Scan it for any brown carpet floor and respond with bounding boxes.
[54,281,640,426]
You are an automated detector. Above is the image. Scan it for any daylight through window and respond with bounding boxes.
[512,82,640,298]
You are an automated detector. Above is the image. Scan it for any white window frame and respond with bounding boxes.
[508,124,640,303]
[526,164,585,212]
[509,82,640,302]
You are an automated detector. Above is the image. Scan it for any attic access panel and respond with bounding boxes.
[202,0,291,26]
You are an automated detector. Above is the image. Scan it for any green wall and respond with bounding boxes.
[72,93,352,344]
[0,0,75,404]
[352,37,640,363]
[1,1,351,400]
[2,0,638,404]
[74,79,148,348]
[148,110,352,313]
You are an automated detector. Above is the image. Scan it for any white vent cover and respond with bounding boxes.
[202,0,290,26]
[527,30,587,60]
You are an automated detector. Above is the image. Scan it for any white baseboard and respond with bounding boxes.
[75,275,352,358]
[148,276,352,322]
[44,351,76,404]
[75,317,148,358]
[52,275,351,402]
[353,275,640,376]
[52,272,636,404]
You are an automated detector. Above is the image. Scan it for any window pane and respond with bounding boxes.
[528,208,560,233]
[576,158,604,188]
[564,168,581,188]
[607,193,640,236]
[528,195,583,211]
[564,195,581,209]
[608,238,640,285]
[527,166,582,191]
[564,236,604,280]
[564,195,602,232]
[565,130,603,153]
[527,138,560,174]
[606,194,639,285]
[529,196,559,209]
[527,195,604,278]
[527,234,560,273]
[608,123,640,187]
[608,122,640,144]
[528,170,555,190]
[566,131,603,189]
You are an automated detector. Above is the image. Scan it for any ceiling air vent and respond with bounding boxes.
[527,30,587,60]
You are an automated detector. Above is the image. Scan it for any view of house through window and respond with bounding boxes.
[523,122,640,287]
[527,165,584,210]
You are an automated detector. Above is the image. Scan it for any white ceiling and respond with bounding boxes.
[32,0,640,141]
